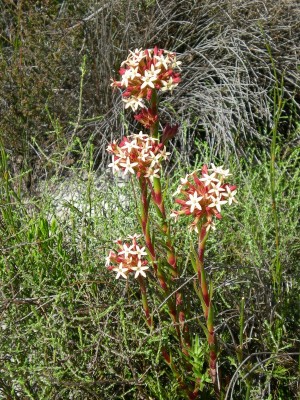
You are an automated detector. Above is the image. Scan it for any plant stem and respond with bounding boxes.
[150,89,159,139]
[137,276,152,328]
[197,224,219,391]
[138,177,179,330]
[139,177,156,260]
[148,89,190,348]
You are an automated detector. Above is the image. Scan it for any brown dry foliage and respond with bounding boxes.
[0,0,299,187]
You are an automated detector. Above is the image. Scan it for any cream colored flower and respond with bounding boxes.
[131,261,149,278]
[186,192,203,213]
[112,263,129,279]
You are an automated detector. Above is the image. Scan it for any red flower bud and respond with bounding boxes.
[162,123,179,144]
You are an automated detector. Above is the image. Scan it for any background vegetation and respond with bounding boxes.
[0,0,299,399]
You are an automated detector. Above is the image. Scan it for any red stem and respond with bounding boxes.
[197,224,219,390]
[149,90,191,350]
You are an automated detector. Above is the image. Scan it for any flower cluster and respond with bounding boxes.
[111,47,181,111]
[107,132,170,179]
[171,164,237,232]
[106,234,149,279]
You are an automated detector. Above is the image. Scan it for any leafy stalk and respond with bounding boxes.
[196,223,219,392]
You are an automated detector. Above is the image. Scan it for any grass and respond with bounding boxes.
[0,132,299,399]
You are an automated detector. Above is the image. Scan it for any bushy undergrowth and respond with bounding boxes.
[0,135,299,399]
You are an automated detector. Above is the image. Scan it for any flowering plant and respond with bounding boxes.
[107,132,169,179]
[106,47,237,398]
[172,164,237,232]
[106,234,149,279]
[111,47,181,111]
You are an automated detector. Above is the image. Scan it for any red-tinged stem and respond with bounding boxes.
[197,226,210,314]
[148,90,191,350]
[148,90,180,278]
[153,176,165,214]
[137,275,152,328]
[139,177,169,291]
[139,177,156,260]
[150,181,191,351]
[157,206,188,350]
[149,89,159,139]
[151,176,179,279]
[197,224,219,392]
[139,177,180,337]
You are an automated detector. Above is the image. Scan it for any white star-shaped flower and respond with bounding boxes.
[208,164,232,179]
[144,167,160,179]
[171,59,182,70]
[112,263,129,279]
[170,211,179,221]
[154,55,169,70]
[140,65,160,89]
[138,149,150,162]
[106,141,116,152]
[122,48,145,67]
[123,96,145,111]
[121,140,140,153]
[222,186,238,205]
[208,182,225,197]
[173,185,182,196]
[131,261,149,278]
[180,175,190,185]
[149,151,162,168]
[132,131,149,141]
[158,147,170,161]
[127,233,142,240]
[108,157,121,174]
[208,197,227,213]
[206,221,216,232]
[185,191,203,213]
[161,77,178,92]
[119,157,138,175]
[105,250,115,267]
[134,245,147,259]
[128,66,141,79]
[120,70,131,87]
[119,243,134,259]
[199,173,220,186]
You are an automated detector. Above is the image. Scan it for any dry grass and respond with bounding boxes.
[0,0,299,184]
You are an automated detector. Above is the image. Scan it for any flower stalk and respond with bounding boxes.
[139,177,156,260]
[139,175,179,334]
[198,226,218,386]
[197,225,210,316]
[148,90,191,349]
[172,166,238,393]
[138,275,152,328]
